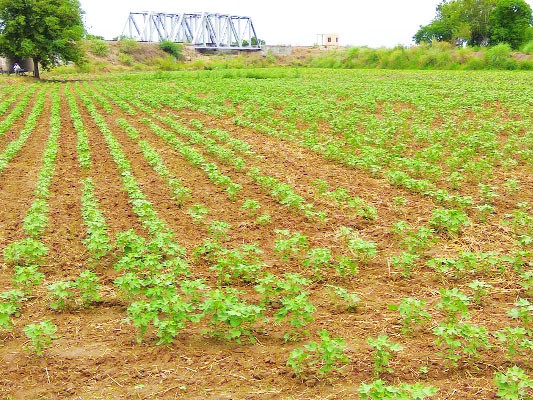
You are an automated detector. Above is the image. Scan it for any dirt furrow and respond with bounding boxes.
[73,92,146,237]
[39,90,91,280]
[0,90,51,249]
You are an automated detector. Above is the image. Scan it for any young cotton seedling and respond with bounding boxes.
[436,287,471,322]
[327,285,360,312]
[208,220,232,241]
[433,321,491,367]
[390,252,419,278]
[494,366,533,400]
[286,330,349,377]
[358,380,438,400]
[200,288,263,343]
[241,198,261,215]
[468,280,493,305]
[12,265,44,294]
[187,204,209,223]
[302,247,333,280]
[48,281,76,311]
[494,327,533,360]
[507,298,532,327]
[4,238,48,266]
[23,320,57,355]
[0,302,18,331]
[391,297,431,334]
[429,208,470,237]
[274,229,309,262]
[367,334,403,376]
[256,213,271,225]
[275,292,316,341]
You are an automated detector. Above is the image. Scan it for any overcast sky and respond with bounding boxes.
[80,0,533,48]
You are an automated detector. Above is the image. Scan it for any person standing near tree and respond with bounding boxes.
[12,62,21,74]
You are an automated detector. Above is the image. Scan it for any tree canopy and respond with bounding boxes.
[0,0,85,78]
[414,0,533,49]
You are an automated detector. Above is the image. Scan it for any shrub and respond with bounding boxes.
[119,38,139,54]
[157,55,181,71]
[118,53,134,66]
[88,39,109,57]
[159,39,183,59]
[485,44,513,69]
[521,39,533,55]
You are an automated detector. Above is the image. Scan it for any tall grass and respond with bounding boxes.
[307,42,532,71]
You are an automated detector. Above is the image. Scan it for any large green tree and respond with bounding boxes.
[0,0,85,78]
[489,0,533,48]
[415,0,496,46]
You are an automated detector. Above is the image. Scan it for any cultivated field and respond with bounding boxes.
[0,69,531,399]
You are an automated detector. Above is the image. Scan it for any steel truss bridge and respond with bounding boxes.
[122,12,261,51]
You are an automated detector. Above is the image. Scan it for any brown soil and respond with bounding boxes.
[0,77,531,400]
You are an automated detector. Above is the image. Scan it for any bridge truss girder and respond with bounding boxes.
[123,12,261,50]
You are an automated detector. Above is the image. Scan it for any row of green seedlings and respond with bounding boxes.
[229,86,486,200]
[64,86,111,260]
[186,117,379,223]
[162,115,334,223]
[311,178,378,220]
[287,330,439,399]
[85,79,520,322]
[0,85,37,138]
[65,94,363,347]
[114,119,274,283]
[0,85,28,118]
[388,206,530,289]
[39,86,113,316]
[72,87,201,348]
[0,87,46,175]
[111,115,371,344]
[116,225,364,345]
[99,75,510,214]
[114,120,272,256]
[0,90,98,354]
[83,84,249,209]
[88,94,363,342]
[90,84,328,222]
[232,114,474,211]
[72,88,325,345]
[94,83,523,279]
[0,89,57,337]
[76,89,181,251]
[183,117,378,223]
[388,214,530,294]
[140,98,379,225]
[286,289,531,398]
[34,85,114,322]
[84,85,381,285]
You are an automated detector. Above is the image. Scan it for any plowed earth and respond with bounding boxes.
[0,70,531,400]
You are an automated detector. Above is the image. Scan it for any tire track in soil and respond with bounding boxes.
[74,93,146,237]
[0,90,51,249]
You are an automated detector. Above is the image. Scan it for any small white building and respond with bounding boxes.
[317,33,340,48]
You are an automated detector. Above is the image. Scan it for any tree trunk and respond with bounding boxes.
[33,58,40,79]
